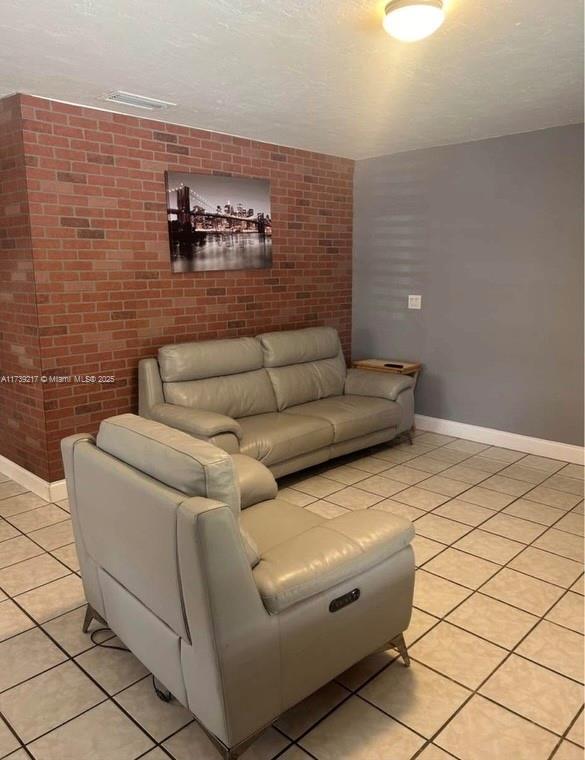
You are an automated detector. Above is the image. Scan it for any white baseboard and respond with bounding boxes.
[0,454,68,503]
[415,415,585,465]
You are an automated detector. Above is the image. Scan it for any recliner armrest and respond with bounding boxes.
[253,510,414,613]
[344,368,414,402]
[149,403,242,441]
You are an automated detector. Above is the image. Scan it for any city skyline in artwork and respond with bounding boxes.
[165,172,272,273]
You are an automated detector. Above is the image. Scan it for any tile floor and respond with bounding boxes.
[0,431,583,760]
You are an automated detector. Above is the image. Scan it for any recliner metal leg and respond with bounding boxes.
[82,604,95,633]
[391,633,411,667]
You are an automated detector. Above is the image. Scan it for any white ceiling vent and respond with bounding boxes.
[104,91,176,110]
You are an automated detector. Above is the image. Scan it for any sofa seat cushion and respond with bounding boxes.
[240,498,324,555]
[253,510,415,613]
[238,412,334,466]
[283,395,400,443]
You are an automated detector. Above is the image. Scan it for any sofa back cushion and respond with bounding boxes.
[258,327,346,411]
[159,337,277,418]
[96,414,240,512]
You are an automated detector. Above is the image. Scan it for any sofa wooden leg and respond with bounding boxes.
[392,633,411,667]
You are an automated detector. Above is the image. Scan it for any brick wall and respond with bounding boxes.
[6,94,353,481]
[0,96,49,479]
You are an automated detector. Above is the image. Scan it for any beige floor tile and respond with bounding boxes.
[140,750,171,760]
[368,448,419,465]
[0,628,66,692]
[562,464,585,480]
[482,568,564,616]
[275,681,349,738]
[76,638,149,694]
[410,622,506,689]
[279,747,313,760]
[456,486,515,510]
[416,433,457,447]
[354,475,406,498]
[556,512,584,536]
[525,485,582,510]
[0,481,29,501]
[7,504,69,534]
[445,440,489,455]
[546,474,584,497]
[500,464,551,485]
[433,499,494,527]
[405,607,439,646]
[0,554,69,596]
[521,455,566,473]
[55,498,70,513]
[321,465,369,485]
[534,529,584,562]
[416,745,454,760]
[27,700,153,760]
[0,492,47,518]
[435,694,558,760]
[424,448,470,465]
[300,696,424,760]
[411,535,447,565]
[481,474,534,497]
[447,592,538,649]
[440,464,490,485]
[115,676,193,742]
[573,501,584,514]
[480,447,526,464]
[0,716,20,758]
[516,620,584,682]
[463,456,507,474]
[480,513,547,544]
[406,456,452,474]
[454,529,525,564]
[382,464,430,485]
[0,535,43,569]
[305,500,349,519]
[43,606,113,656]
[51,543,80,572]
[545,592,584,634]
[289,476,344,499]
[278,488,317,506]
[325,486,383,510]
[567,711,584,746]
[553,741,585,760]
[480,654,583,735]
[414,570,472,617]
[27,520,74,550]
[509,547,583,588]
[571,575,584,595]
[336,650,396,691]
[361,660,470,738]
[0,599,34,642]
[17,574,85,623]
[415,476,469,497]
[0,518,19,543]
[394,487,450,511]
[0,661,104,743]
[351,455,397,474]
[504,499,569,526]
[414,514,472,544]
[164,721,287,760]
[373,499,425,522]
[424,549,500,589]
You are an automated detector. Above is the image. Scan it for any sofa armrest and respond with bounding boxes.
[253,510,414,613]
[149,403,242,441]
[344,368,414,402]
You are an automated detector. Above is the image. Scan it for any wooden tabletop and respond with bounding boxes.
[352,359,422,374]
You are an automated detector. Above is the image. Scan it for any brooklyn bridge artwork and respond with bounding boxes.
[165,172,272,272]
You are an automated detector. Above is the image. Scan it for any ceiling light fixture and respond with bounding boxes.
[383,0,444,42]
[104,91,176,110]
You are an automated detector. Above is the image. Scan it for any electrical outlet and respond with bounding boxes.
[408,294,422,310]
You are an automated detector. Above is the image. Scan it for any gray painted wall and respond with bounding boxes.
[353,124,584,446]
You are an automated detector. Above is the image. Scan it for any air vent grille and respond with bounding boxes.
[104,91,176,110]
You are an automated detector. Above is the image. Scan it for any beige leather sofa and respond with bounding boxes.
[62,414,415,759]
[139,326,415,477]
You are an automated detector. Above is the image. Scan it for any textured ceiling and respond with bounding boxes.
[0,0,583,158]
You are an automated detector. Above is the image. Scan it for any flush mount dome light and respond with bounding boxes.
[383,0,444,42]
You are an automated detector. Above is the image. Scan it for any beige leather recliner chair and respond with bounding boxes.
[62,414,415,760]
[139,326,415,477]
